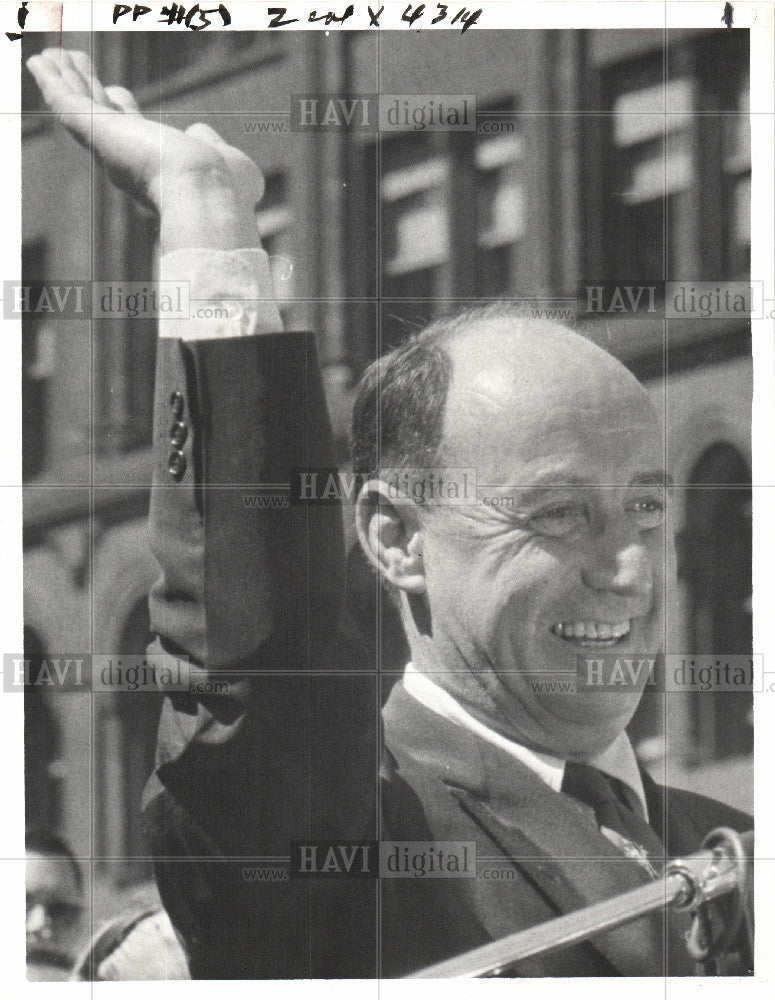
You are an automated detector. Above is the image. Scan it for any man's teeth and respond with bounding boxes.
[551,621,630,641]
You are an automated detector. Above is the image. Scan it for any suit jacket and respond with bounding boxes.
[143,330,752,979]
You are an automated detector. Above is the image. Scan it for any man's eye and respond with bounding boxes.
[528,505,587,537]
[626,497,665,529]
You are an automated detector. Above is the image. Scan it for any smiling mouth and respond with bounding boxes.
[550,620,631,647]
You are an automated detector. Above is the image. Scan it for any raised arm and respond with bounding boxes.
[26,53,374,978]
[27,48,262,254]
[27,50,346,684]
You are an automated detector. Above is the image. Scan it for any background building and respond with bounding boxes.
[21,28,752,901]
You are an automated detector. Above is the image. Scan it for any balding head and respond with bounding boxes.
[351,308,656,484]
[438,316,658,482]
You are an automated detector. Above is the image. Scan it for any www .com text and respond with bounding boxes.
[527,678,577,695]
[242,866,289,883]
[193,305,229,319]
[243,120,290,134]
[244,118,524,136]
[243,493,290,509]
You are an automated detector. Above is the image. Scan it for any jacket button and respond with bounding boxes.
[169,391,185,418]
[168,450,187,480]
[170,420,188,448]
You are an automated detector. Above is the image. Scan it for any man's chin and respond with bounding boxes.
[541,685,642,720]
[549,725,630,762]
[531,693,640,758]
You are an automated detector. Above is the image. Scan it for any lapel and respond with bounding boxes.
[383,682,696,976]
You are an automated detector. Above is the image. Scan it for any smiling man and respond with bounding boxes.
[27,49,751,980]
[350,312,750,976]
[354,315,667,763]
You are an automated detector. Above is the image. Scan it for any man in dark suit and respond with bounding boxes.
[28,50,752,979]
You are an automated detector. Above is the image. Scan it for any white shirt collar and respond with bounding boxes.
[402,663,648,820]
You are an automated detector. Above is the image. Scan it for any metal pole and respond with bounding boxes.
[409,835,748,979]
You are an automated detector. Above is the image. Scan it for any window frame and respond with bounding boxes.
[587,30,750,286]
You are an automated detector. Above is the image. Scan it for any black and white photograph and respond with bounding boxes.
[6,4,772,989]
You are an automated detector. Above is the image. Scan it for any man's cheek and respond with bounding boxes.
[489,585,543,653]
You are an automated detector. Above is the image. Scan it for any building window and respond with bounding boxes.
[594,33,750,286]
[722,67,751,278]
[381,133,450,301]
[474,130,524,298]
[377,133,449,347]
[361,98,521,355]
[605,75,695,282]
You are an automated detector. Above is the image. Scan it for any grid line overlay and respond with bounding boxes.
[15,20,760,986]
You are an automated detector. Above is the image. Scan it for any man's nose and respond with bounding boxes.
[26,903,52,938]
[581,539,654,598]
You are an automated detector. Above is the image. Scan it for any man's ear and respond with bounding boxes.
[355,480,426,593]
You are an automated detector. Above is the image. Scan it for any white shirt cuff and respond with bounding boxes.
[159,247,283,340]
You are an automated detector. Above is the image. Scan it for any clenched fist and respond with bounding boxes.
[26,49,265,252]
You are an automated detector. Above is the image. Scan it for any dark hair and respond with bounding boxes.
[350,302,546,479]
[26,827,84,895]
[351,335,450,479]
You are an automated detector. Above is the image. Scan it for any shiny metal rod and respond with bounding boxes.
[409,830,751,979]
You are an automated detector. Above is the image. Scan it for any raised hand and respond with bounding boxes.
[26,49,264,251]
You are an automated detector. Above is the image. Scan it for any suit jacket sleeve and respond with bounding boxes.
[141,252,380,977]
[147,249,345,695]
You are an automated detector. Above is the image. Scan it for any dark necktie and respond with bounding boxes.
[561,761,666,863]
[561,763,699,974]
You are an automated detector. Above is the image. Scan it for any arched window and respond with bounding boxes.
[682,442,752,761]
